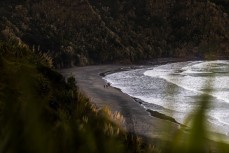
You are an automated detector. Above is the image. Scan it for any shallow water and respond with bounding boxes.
[104,60,229,136]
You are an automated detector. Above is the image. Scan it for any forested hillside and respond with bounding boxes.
[0,0,228,67]
[0,40,162,153]
[1,1,229,152]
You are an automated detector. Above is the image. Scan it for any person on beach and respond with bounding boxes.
[104,84,108,88]
[104,83,111,88]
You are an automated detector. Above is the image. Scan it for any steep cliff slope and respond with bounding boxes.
[0,0,228,67]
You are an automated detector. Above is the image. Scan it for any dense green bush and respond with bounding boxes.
[0,40,162,153]
[0,0,228,67]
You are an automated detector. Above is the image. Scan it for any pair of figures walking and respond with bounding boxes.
[104,83,110,88]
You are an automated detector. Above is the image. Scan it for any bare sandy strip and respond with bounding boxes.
[60,65,179,141]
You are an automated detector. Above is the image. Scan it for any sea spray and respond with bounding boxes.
[104,60,229,136]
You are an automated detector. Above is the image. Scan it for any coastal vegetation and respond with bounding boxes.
[0,0,229,67]
[0,40,161,153]
[1,0,229,152]
[1,40,229,153]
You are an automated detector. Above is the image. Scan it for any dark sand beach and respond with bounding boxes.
[60,65,180,141]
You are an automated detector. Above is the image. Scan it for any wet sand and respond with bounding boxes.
[60,65,180,141]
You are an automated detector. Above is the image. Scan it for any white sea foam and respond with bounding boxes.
[104,60,229,135]
[144,61,229,104]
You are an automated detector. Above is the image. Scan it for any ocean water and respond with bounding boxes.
[104,60,229,136]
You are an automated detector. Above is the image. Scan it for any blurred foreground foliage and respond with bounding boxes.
[0,40,159,153]
[1,40,229,153]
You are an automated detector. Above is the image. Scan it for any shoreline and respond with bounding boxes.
[132,97,179,124]
[60,59,229,143]
[99,64,181,124]
[100,65,189,129]
[107,83,180,125]
[100,60,229,143]
[60,63,180,140]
